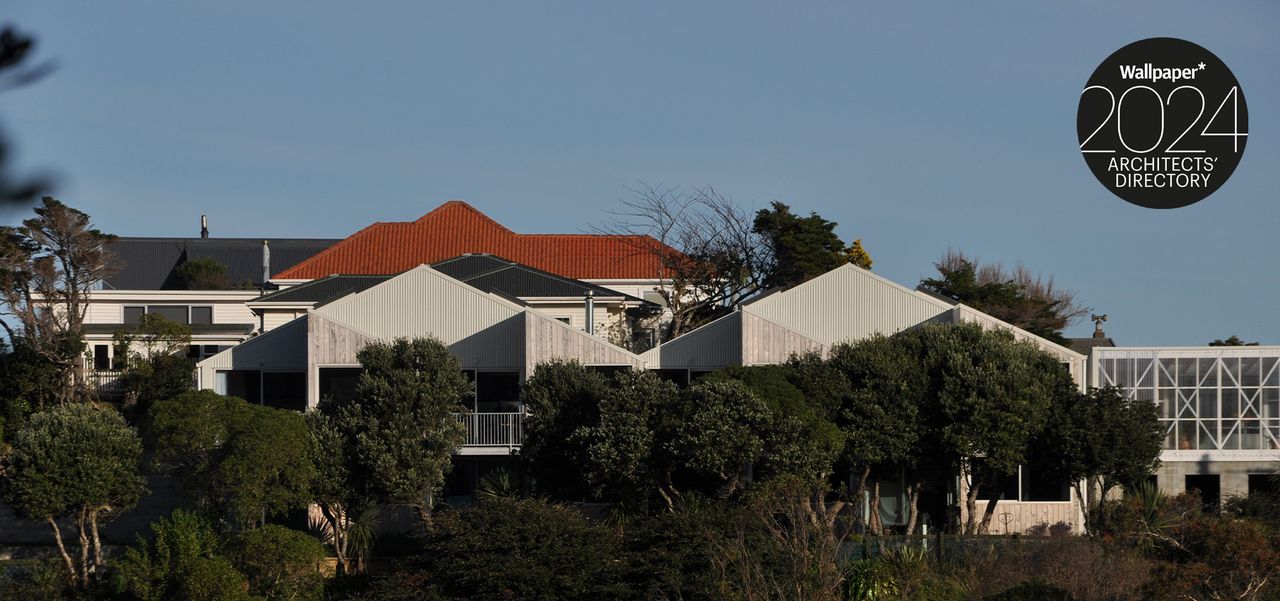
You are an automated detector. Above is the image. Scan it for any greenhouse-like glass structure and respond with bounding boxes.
[1093,348,1280,452]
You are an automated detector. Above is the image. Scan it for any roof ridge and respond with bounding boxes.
[413,200,514,234]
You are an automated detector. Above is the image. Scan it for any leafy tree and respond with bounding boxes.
[146,390,314,529]
[520,360,612,500]
[919,250,1087,344]
[305,410,377,575]
[1,403,147,586]
[1029,386,1163,534]
[0,338,62,441]
[175,556,256,601]
[112,313,195,413]
[576,369,676,505]
[320,337,469,529]
[1209,335,1260,346]
[0,197,117,403]
[753,201,872,289]
[222,525,326,601]
[175,256,232,290]
[664,380,771,501]
[894,323,1061,534]
[412,498,631,601]
[114,509,225,601]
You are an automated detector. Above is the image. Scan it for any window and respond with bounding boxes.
[147,305,189,324]
[123,306,145,324]
[93,345,110,370]
[319,368,363,404]
[475,372,520,413]
[1185,474,1221,510]
[263,372,307,411]
[972,460,1070,502]
[190,306,213,324]
[1248,474,1278,498]
[555,317,571,325]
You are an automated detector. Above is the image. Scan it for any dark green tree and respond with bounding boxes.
[2,403,147,586]
[1209,335,1260,346]
[145,390,315,529]
[114,509,232,601]
[919,250,1087,344]
[112,313,195,414]
[305,410,378,575]
[753,201,872,289]
[0,338,63,441]
[175,256,232,290]
[221,525,326,601]
[575,369,676,505]
[320,337,470,529]
[520,360,612,500]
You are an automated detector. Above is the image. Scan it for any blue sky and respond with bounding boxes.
[3,2,1277,345]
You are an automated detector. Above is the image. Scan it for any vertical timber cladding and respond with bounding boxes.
[740,312,824,365]
[523,311,644,378]
[742,264,953,347]
[306,313,373,409]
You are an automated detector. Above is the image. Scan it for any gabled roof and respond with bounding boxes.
[252,255,655,308]
[104,237,338,290]
[273,201,673,280]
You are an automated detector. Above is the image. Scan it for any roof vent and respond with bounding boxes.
[200,215,209,239]
[1091,314,1108,338]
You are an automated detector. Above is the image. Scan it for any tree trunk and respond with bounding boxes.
[978,493,1001,534]
[851,466,871,532]
[1073,481,1091,535]
[89,507,104,578]
[963,479,980,535]
[414,504,433,530]
[320,504,350,575]
[868,481,883,535]
[76,508,90,587]
[47,516,79,585]
[904,482,922,535]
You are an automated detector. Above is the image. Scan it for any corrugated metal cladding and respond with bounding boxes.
[741,312,824,365]
[651,313,743,369]
[524,311,644,375]
[104,237,338,290]
[255,275,392,305]
[316,266,521,344]
[744,264,951,346]
[197,317,307,384]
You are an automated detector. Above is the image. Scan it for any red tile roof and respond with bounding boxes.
[274,201,675,280]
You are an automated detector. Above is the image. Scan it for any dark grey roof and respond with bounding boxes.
[432,254,650,303]
[251,254,656,308]
[103,237,339,290]
[1068,336,1117,355]
[84,323,256,335]
[252,275,392,306]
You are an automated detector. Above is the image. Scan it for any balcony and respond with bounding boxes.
[455,412,523,454]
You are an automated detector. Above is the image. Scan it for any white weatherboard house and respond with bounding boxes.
[642,263,1089,534]
[196,265,644,453]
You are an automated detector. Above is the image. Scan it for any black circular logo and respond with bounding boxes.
[1078,38,1248,209]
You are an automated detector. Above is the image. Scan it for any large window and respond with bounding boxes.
[123,305,214,326]
[973,461,1070,502]
[474,371,520,413]
[263,372,306,411]
[1098,351,1280,451]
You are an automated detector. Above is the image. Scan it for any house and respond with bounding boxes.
[1088,344,1280,506]
[195,263,644,439]
[83,228,337,394]
[641,263,1089,534]
[271,200,675,305]
[248,254,660,345]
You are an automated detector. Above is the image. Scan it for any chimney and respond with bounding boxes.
[1091,314,1108,339]
[262,240,271,286]
[584,290,595,335]
[200,215,209,239]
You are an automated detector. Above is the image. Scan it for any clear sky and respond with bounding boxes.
[3,2,1277,345]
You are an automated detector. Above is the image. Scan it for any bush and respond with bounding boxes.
[984,579,1074,601]
[177,556,255,601]
[115,509,224,601]
[223,525,327,601]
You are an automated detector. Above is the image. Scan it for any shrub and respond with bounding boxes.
[115,509,222,601]
[175,257,232,290]
[223,525,327,601]
[176,556,255,601]
[984,579,1074,601]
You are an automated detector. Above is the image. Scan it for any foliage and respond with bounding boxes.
[115,509,224,601]
[0,197,117,403]
[984,580,1074,601]
[1,403,147,586]
[575,369,676,503]
[408,498,631,601]
[175,256,232,290]
[318,337,469,529]
[175,556,256,601]
[1210,334,1260,346]
[919,250,1087,344]
[222,525,326,601]
[519,360,612,500]
[146,390,314,529]
[1029,386,1163,533]
[0,25,54,206]
[665,380,771,499]
[306,410,376,574]
[112,313,194,414]
[0,337,62,441]
[1158,514,1280,601]
[753,200,872,288]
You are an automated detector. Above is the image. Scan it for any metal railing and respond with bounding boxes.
[455,412,523,447]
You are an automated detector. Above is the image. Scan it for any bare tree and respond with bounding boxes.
[597,183,768,340]
[0,197,117,403]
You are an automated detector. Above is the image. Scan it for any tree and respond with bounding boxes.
[112,313,195,413]
[320,337,469,529]
[115,509,230,601]
[895,323,1061,534]
[145,390,315,529]
[1210,335,1260,346]
[576,369,676,505]
[598,183,769,339]
[174,256,232,290]
[306,410,377,575]
[0,337,63,441]
[1030,386,1163,534]
[221,525,327,601]
[520,360,612,500]
[752,201,872,289]
[663,380,771,502]
[919,250,1088,344]
[0,197,117,403]
[1,403,147,586]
